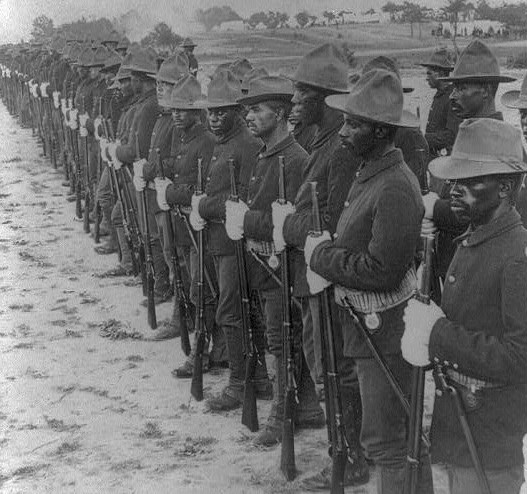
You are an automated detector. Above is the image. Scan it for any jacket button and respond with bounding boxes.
[453,363,459,369]
[333,233,338,239]
[448,275,455,283]
[462,239,468,247]
[344,201,350,207]
[176,155,181,159]
[174,174,179,178]
[248,200,252,205]
[207,177,211,181]
[212,156,217,161]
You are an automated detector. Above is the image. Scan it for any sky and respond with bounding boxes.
[0,0,519,43]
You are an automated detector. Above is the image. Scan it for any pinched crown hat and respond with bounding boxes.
[76,47,94,67]
[100,50,122,73]
[182,37,197,48]
[325,68,420,128]
[122,47,157,75]
[440,40,515,83]
[501,73,527,110]
[147,51,189,84]
[291,43,348,93]
[161,74,205,109]
[85,46,109,68]
[362,56,413,93]
[237,76,293,105]
[241,67,269,92]
[419,48,455,71]
[429,118,527,179]
[229,58,253,82]
[199,69,242,108]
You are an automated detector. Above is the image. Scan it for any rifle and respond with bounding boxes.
[190,158,207,401]
[279,156,297,481]
[81,95,91,234]
[93,97,103,244]
[310,181,349,494]
[156,150,193,357]
[44,89,57,169]
[229,159,259,432]
[136,131,157,329]
[71,92,82,220]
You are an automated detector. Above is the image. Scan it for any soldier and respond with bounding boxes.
[304,69,433,493]
[190,70,272,411]
[403,118,527,494]
[420,48,460,157]
[225,75,324,445]
[181,38,198,77]
[272,44,369,488]
[501,72,527,140]
[421,40,521,290]
[154,74,227,369]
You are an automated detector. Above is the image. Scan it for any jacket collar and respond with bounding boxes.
[455,208,523,247]
[311,111,343,150]
[181,123,206,143]
[355,148,404,184]
[259,134,295,159]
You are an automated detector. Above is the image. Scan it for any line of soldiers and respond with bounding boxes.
[1,34,527,493]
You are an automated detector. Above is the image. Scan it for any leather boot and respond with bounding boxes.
[207,307,228,368]
[115,225,133,271]
[295,353,325,429]
[253,355,284,447]
[172,331,209,378]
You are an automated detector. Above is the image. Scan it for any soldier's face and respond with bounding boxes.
[89,67,100,79]
[131,75,142,94]
[450,82,486,118]
[245,102,279,139]
[520,110,527,140]
[172,109,198,130]
[78,67,88,78]
[208,107,237,136]
[292,85,324,126]
[339,115,376,157]
[120,79,132,97]
[288,103,303,127]
[156,81,172,102]
[449,176,501,226]
[425,68,441,89]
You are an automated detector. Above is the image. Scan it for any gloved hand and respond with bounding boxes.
[154,177,173,211]
[225,199,249,241]
[272,201,296,252]
[402,298,445,367]
[304,230,332,266]
[107,142,119,164]
[132,158,147,190]
[40,81,50,98]
[52,91,60,109]
[60,98,67,116]
[306,266,332,295]
[190,193,206,231]
[99,138,109,162]
[422,192,440,220]
[421,218,437,236]
[93,117,102,141]
[69,108,78,130]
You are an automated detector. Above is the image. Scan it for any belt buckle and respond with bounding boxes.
[364,312,381,333]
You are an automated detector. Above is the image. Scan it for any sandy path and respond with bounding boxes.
[0,74,489,492]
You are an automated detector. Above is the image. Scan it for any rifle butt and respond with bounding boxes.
[75,182,82,219]
[241,356,259,432]
[190,333,207,401]
[94,202,101,244]
[330,451,347,494]
[139,246,147,296]
[83,190,91,233]
[147,273,157,329]
[179,301,191,356]
[280,393,296,481]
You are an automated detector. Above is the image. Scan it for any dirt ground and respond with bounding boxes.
[0,65,525,493]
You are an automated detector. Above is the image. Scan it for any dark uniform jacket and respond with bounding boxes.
[198,116,261,256]
[429,208,527,469]
[164,123,216,247]
[243,134,308,290]
[292,122,317,154]
[425,85,460,157]
[310,148,423,357]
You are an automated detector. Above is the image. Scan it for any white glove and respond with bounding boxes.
[225,199,249,241]
[30,83,37,98]
[133,158,147,178]
[79,126,88,137]
[69,109,78,129]
[40,82,50,98]
[421,218,437,236]
[52,91,60,109]
[93,117,102,141]
[99,138,109,162]
[402,298,445,367]
[272,201,296,252]
[154,177,173,211]
[306,266,332,295]
[304,231,332,266]
[79,112,89,127]
[60,98,67,116]
[422,192,439,219]
[107,142,121,167]
[190,193,206,231]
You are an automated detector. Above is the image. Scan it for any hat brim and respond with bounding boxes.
[501,90,527,110]
[191,100,241,109]
[429,155,527,180]
[160,99,206,110]
[146,73,181,84]
[100,63,121,73]
[287,74,349,94]
[439,74,516,83]
[237,92,293,106]
[419,63,454,71]
[325,94,420,128]
[124,66,157,75]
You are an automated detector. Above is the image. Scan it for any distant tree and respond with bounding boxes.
[264,11,280,29]
[363,8,377,15]
[295,11,311,28]
[140,23,182,51]
[382,2,404,22]
[31,15,55,42]
[475,0,495,20]
[277,12,289,28]
[323,10,337,25]
[402,2,428,38]
[195,6,242,31]
[247,12,268,29]
[442,0,468,51]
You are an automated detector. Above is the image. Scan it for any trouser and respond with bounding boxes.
[446,464,523,494]
[302,295,324,385]
[136,189,169,292]
[355,355,434,494]
[213,254,267,399]
[95,165,114,212]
